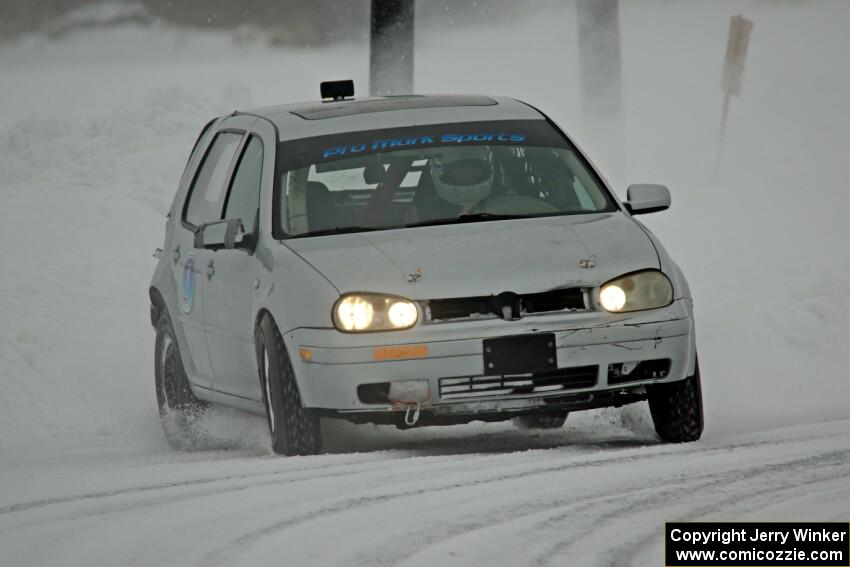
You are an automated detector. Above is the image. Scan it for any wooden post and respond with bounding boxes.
[714,92,732,178]
[715,15,753,177]
[369,0,414,96]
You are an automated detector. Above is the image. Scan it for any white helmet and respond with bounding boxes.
[429,146,494,207]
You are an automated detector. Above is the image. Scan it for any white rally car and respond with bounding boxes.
[150,81,703,455]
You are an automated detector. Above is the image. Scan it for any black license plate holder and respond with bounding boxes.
[482,333,557,376]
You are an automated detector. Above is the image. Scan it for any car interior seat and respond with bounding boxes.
[306,181,341,232]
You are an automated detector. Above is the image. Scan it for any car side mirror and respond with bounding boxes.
[625,184,671,215]
[194,218,251,251]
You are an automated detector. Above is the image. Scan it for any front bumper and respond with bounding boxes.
[285,299,696,419]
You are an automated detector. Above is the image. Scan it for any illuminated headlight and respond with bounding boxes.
[599,270,673,313]
[333,294,419,332]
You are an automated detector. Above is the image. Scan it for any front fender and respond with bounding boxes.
[256,244,340,332]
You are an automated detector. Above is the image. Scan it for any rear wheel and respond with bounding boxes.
[154,312,208,449]
[255,315,322,456]
[647,357,704,443]
[512,411,568,430]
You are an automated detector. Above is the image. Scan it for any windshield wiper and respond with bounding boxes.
[289,226,381,238]
[405,212,531,228]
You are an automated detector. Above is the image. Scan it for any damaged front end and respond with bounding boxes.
[293,292,695,428]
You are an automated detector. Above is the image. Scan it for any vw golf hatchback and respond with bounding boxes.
[150,82,703,455]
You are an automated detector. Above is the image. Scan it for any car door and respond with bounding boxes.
[177,129,244,389]
[203,130,267,401]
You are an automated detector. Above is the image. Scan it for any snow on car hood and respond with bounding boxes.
[283,213,659,299]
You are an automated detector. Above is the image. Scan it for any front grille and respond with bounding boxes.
[427,288,587,322]
[429,297,493,320]
[608,359,671,385]
[439,365,598,400]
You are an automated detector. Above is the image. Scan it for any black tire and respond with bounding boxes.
[154,312,208,449]
[512,411,568,430]
[647,357,704,443]
[255,314,322,456]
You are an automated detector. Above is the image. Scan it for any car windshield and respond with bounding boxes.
[273,119,617,239]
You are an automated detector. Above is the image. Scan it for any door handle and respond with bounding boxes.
[206,260,215,280]
[172,245,181,264]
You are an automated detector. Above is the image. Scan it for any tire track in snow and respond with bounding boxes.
[0,451,492,529]
[197,444,712,565]
[383,446,850,567]
[0,437,643,518]
[0,456,390,515]
[598,449,850,567]
[198,428,850,566]
[4,424,850,567]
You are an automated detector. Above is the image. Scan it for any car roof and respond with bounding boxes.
[235,95,545,141]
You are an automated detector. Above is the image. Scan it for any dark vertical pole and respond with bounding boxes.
[576,0,623,167]
[370,0,414,96]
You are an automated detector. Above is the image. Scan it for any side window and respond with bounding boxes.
[223,136,263,234]
[184,132,242,227]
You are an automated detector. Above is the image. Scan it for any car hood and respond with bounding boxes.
[283,213,659,299]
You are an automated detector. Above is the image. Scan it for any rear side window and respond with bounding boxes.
[223,136,263,234]
[184,132,242,227]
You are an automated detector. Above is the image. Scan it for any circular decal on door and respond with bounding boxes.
[181,255,195,315]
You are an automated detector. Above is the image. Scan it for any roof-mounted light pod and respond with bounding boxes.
[320,80,355,102]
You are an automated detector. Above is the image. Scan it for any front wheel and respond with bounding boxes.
[255,315,322,456]
[647,357,704,443]
[154,312,208,449]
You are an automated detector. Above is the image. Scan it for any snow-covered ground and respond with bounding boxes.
[3,420,850,566]
[1,1,849,565]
